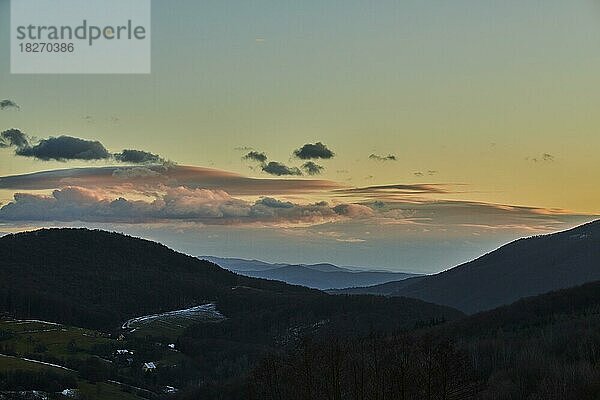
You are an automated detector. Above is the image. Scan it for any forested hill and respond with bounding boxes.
[0,228,311,329]
[335,220,600,313]
[0,229,461,331]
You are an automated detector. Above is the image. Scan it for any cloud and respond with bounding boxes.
[0,129,29,148]
[332,203,374,218]
[112,167,161,179]
[15,136,111,161]
[302,161,324,175]
[293,142,335,160]
[0,165,342,195]
[0,100,20,110]
[528,153,555,163]
[262,161,303,176]
[369,154,397,161]
[541,153,554,162]
[255,197,294,209]
[339,183,451,196]
[0,129,165,164]
[0,186,365,226]
[242,151,268,163]
[114,149,163,164]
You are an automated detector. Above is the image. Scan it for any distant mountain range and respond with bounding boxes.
[332,220,600,314]
[200,256,421,289]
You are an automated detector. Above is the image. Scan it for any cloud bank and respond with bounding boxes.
[0,165,342,195]
[0,186,364,226]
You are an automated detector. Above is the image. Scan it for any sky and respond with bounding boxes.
[0,0,598,273]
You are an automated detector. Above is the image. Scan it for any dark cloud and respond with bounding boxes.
[0,129,29,148]
[293,142,335,160]
[528,153,555,163]
[16,136,111,161]
[369,154,397,161]
[255,197,294,209]
[302,161,324,175]
[415,170,437,177]
[0,100,20,110]
[332,204,374,217]
[0,129,165,164]
[262,161,303,176]
[114,149,163,164]
[541,153,555,162]
[243,151,268,163]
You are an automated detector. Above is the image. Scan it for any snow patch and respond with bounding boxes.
[122,303,225,330]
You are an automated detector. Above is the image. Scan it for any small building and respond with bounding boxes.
[163,386,178,394]
[142,362,157,372]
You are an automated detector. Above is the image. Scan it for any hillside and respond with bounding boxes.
[0,229,463,398]
[230,281,600,400]
[334,220,600,313]
[0,229,459,331]
[202,256,420,289]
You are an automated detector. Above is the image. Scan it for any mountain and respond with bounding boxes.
[333,220,600,313]
[328,275,427,295]
[0,229,463,399]
[0,229,457,332]
[201,256,421,289]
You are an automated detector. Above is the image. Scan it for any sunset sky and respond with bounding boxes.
[0,0,598,272]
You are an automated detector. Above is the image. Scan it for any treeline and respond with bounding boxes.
[248,334,477,400]
[176,289,460,384]
[174,282,600,400]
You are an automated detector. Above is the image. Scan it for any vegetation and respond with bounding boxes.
[0,229,461,398]
[176,281,600,399]
[1,227,599,399]
[334,220,600,314]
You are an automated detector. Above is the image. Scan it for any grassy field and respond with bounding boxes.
[0,354,75,374]
[0,320,114,360]
[0,320,150,399]
[78,381,146,400]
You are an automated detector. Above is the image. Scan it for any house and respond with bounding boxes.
[142,362,157,372]
[163,386,178,394]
